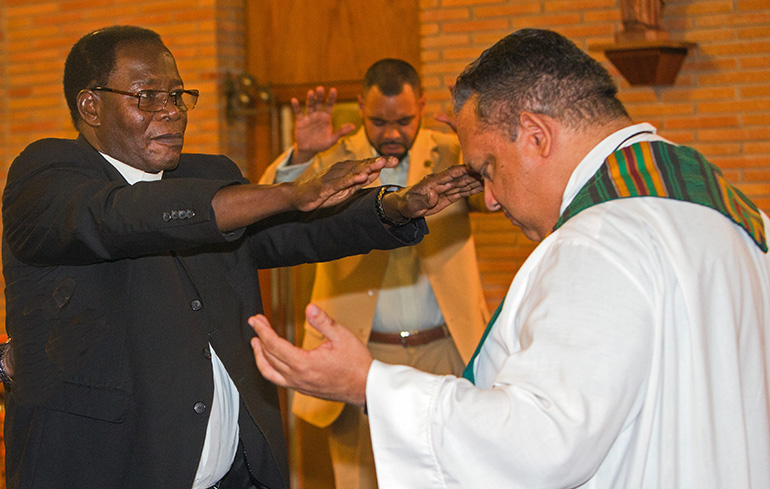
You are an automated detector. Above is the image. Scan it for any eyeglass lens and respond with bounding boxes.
[138,91,198,112]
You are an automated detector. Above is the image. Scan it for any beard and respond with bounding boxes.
[374,139,409,161]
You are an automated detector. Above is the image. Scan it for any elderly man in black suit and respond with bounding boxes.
[1,25,480,489]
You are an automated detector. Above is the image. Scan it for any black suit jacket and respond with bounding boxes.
[1,137,426,489]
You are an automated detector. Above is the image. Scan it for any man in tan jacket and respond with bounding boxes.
[259,59,489,489]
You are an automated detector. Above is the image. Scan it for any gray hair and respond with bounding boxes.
[452,29,628,140]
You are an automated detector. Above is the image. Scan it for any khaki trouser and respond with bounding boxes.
[327,335,465,489]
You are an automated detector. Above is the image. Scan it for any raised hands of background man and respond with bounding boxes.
[289,86,357,165]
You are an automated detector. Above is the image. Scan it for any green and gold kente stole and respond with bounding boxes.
[556,141,767,251]
[463,141,766,385]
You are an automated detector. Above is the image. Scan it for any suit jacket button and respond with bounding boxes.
[190,299,202,311]
[193,402,206,414]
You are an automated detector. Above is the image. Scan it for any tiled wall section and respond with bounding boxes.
[1,0,769,320]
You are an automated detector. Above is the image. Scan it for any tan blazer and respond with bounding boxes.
[261,127,490,428]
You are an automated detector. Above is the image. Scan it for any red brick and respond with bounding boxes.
[743,113,770,125]
[660,86,737,101]
[745,141,770,154]
[443,19,511,33]
[738,0,770,10]
[663,115,740,129]
[699,99,770,114]
[422,34,471,48]
[693,143,743,155]
[545,0,616,12]
[421,8,469,21]
[442,0,506,5]
[741,56,770,69]
[475,3,541,17]
[700,127,770,142]
[443,46,487,60]
[744,169,770,181]
[584,10,622,22]
[696,12,770,28]
[515,13,582,28]
[699,40,770,57]
[711,155,770,169]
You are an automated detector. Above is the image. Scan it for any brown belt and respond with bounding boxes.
[368,325,450,347]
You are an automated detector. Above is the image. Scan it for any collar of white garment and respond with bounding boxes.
[559,122,664,216]
[100,152,164,185]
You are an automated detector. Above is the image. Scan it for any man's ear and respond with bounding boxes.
[518,111,553,158]
[357,94,365,115]
[77,89,100,128]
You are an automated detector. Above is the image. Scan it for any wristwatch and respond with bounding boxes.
[375,185,411,227]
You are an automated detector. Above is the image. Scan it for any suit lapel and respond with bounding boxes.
[75,135,130,183]
[406,129,437,185]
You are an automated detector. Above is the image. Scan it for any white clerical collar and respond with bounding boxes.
[100,152,163,185]
[560,122,666,215]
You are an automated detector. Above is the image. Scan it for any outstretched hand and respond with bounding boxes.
[250,304,371,406]
[382,165,483,221]
[290,86,356,164]
[291,156,398,212]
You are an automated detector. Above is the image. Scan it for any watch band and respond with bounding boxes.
[375,185,411,227]
[0,338,12,388]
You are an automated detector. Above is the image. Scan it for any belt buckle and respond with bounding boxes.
[399,329,417,347]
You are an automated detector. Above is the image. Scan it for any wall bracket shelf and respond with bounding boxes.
[595,39,696,86]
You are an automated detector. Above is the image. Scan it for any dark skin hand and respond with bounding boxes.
[381,164,483,223]
[289,86,356,165]
[212,156,482,233]
[212,156,398,232]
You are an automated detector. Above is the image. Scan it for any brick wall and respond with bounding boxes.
[0,0,250,332]
[419,0,770,311]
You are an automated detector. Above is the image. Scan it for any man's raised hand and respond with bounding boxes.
[290,86,356,164]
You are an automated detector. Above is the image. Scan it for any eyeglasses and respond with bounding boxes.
[91,87,200,112]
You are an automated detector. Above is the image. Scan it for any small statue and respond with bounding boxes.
[618,0,669,41]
